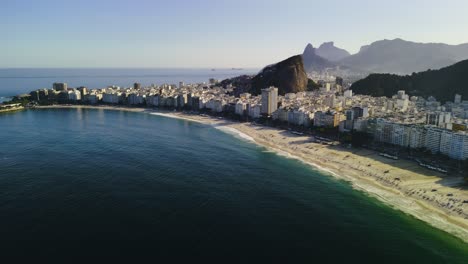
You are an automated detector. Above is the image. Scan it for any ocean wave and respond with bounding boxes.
[149,112,180,119]
[259,144,343,180]
[148,112,203,123]
[213,126,255,142]
[149,112,255,143]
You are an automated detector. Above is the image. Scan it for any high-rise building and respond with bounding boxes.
[326,94,336,108]
[408,126,426,149]
[351,106,369,119]
[314,110,341,128]
[345,110,354,121]
[344,90,353,98]
[30,90,40,101]
[261,86,278,116]
[235,101,247,116]
[454,94,462,104]
[335,77,343,87]
[38,89,48,101]
[133,83,141,90]
[425,127,443,154]
[53,82,67,91]
[68,90,82,101]
[426,112,451,128]
[77,86,88,96]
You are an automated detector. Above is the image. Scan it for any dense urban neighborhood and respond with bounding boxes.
[8,76,463,173]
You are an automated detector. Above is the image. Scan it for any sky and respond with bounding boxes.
[2,0,468,68]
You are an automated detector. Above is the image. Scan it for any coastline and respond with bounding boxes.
[0,106,24,114]
[33,105,468,243]
[33,104,146,113]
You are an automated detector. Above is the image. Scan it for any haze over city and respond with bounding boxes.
[3,0,468,68]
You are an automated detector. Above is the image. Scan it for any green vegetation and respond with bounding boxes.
[307,78,320,91]
[3,96,30,106]
[350,59,468,102]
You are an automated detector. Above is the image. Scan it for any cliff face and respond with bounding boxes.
[340,38,468,74]
[251,55,308,95]
[301,43,334,72]
[316,42,350,62]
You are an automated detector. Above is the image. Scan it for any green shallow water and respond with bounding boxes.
[0,108,466,262]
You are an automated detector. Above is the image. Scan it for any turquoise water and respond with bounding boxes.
[0,109,467,262]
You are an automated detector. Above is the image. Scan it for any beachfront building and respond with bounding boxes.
[408,126,426,149]
[84,93,102,104]
[26,81,468,161]
[440,131,468,160]
[261,87,278,116]
[235,101,247,116]
[128,94,145,105]
[314,110,341,128]
[102,93,120,104]
[248,104,262,119]
[68,90,82,101]
[425,127,443,154]
[53,82,67,91]
[177,94,188,108]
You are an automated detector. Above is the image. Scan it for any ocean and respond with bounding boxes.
[0,68,258,99]
[0,108,467,262]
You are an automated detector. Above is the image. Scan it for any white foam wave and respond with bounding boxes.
[149,112,205,123]
[259,144,344,180]
[214,126,255,142]
[150,112,181,119]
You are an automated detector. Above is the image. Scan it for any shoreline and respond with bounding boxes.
[0,106,24,114]
[33,105,468,243]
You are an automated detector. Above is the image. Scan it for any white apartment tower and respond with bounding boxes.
[261,86,278,115]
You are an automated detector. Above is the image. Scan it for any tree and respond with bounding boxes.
[307,79,320,91]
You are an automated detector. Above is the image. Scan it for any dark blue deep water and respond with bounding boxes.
[0,109,467,262]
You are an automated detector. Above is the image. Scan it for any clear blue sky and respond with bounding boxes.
[2,0,468,68]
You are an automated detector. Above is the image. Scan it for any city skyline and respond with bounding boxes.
[3,0,468,68]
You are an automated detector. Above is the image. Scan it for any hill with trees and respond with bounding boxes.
[350,59,468,102]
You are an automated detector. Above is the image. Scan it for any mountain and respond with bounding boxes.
[350,59,468,102]
[301,43,335,72]
[316,42,350,61]
[339,38,468,74]
[251,55,309,95]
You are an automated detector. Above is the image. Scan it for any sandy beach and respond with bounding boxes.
[34,105,468,243]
